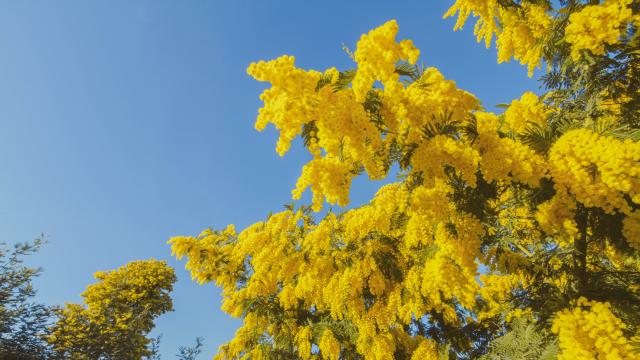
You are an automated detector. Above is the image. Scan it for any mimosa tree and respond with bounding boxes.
[48,260,176,360]
[171,1,640,358]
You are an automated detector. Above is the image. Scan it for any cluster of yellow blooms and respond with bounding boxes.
[395,67,479,145]
[474,111,547,187]
[494,2,552,76]
[535,189,579,248]
[552,298,637,359]
[247,19,558,212]
[477,273,531,322]
[445,0,640,65]
[444,0,552,76]
[293,157,356,211]
[352,20,419,103]
[411,339,439,360]
[170,181,487,359]
[549,128,640,215]
[444,0,501,48]
[565,0,640,60]
[503,91,548,134]
[248,20,481,211]
[174,14,640,359]
[410,134,480,187]
[48,260,176,358]
[247,55,322,156]
[319,330,341,360]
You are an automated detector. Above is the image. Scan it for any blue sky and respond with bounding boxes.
[0,1,539,358]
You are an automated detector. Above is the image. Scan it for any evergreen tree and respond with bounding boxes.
[0,237,52,360]
[176,337,204,360]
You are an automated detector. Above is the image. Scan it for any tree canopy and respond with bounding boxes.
[169,1,640,359]
[48,259,176,360]
[0,238,52,360]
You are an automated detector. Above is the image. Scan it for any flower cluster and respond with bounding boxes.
[565,0,638,60]
[246,21,420,211]
[352,19,419,102]
[410,134,481,187]
[552,298,638,359]
[247,55,322,156]
[247,21,482,211]
[444,0,501,48]
[292,157,356,211]
[248,20,554,212]
[410,339,439,360]
[396,67,479,144]
[534,189,579,248]
[319,330,341,360]
[170,178,489,359]
[549,128,640,215]
[295,326,313,359]
[475,112,548,187]
[495,3,552,76]
[444,0,551,76]
[503,91,548,134]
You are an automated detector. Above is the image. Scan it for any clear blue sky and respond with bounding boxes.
[0,1,538,358]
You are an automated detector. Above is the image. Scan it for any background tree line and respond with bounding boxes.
[0,238,202,360]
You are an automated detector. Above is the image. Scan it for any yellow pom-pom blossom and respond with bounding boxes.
[295,326,313,360]
[410,339,439,360]
[352,19,419,103]
[535,189,579,248]
[410,134,481,187]
[475,111,548,187]
[399,67,479,145]
[552,298,639,359]
[565,0,638,60]
[444,0,501,48]
[549,128,640,215]
[495,3,552,76]
[503,92,548,134]
[292,156,356,212]
[319,330,341,360]
[445,0,551,76]
[247,55,322,156]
